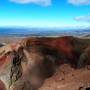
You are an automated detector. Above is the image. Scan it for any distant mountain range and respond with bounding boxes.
[0,27,90,37]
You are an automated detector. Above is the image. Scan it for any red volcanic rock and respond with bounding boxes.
[0,56,7,67]
[21,36,90,68]
[0,80,6,90]
[39,64,90,90]
[22,36,74,57]
[21,37,74,66]
[0,36,90,90]
[0,43,20,67]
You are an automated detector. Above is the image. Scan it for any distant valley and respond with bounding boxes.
[0,27,90,37]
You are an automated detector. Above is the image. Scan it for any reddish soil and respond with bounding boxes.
[39,64,90,90]
[0,80,6,90]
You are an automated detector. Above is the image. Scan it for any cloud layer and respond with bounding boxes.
[74,14,90,22]
[68,0,90,5]
[10,0,52,6]
[10,0,90,6]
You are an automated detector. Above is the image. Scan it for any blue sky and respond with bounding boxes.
[0,0,90,28]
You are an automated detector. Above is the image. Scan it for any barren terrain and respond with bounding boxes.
[0,36,90,90]
[39,64,90,90]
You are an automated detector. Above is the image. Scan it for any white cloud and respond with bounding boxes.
[68,0,90,5]
[74,14,90,22]
[10,0,52,6]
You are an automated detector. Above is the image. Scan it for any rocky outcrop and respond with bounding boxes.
[78,46,90,68]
